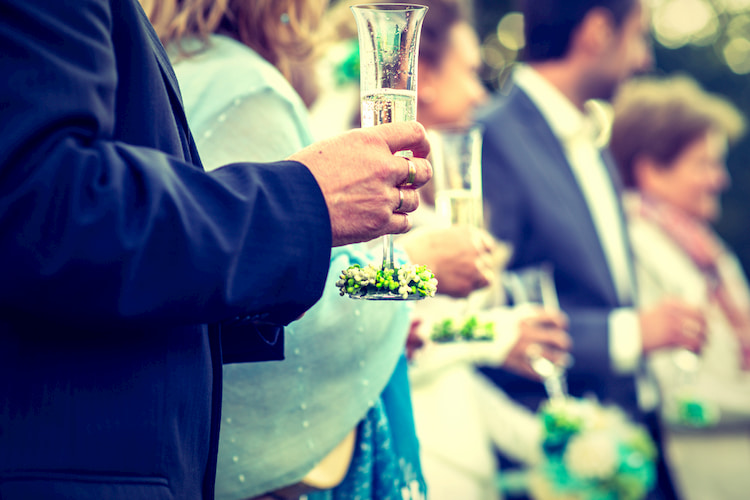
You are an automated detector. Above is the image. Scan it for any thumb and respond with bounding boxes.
[375,121,431,158]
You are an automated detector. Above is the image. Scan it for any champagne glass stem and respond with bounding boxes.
[543,376,566,403]
[383,234,395,269]
[384,149,412,270]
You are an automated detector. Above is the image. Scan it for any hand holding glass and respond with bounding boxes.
[504,264,572,401]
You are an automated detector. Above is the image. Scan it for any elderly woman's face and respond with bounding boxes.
[642,130,730,222]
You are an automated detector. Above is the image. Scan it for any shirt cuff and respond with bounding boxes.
[609,307,642,374]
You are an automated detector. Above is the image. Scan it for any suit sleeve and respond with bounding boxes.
[0,0,331,329]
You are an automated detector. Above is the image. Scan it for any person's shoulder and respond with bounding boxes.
[173,35,308,134]
[627,212,681,259]
[475,82,536,130]
[476,89,513,123]
[188,35,293,97]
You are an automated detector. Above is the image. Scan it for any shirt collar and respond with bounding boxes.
[512,64,610,146]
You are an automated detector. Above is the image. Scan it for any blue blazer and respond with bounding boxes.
[0,0,331,498]
[478,85,641,417]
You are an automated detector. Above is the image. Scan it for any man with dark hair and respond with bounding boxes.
[479,1,705,498]
[523,0,638,63]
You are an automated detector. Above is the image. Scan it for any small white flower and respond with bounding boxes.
[563,430,619,480]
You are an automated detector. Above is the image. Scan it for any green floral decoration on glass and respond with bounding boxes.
[430,315,495,342]
[336,263,437,300]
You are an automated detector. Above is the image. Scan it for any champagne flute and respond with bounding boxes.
[429,124,512,310]
[503,263,571,401]
[349,3,428,300]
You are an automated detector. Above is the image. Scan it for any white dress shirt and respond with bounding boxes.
[511,66,655,408]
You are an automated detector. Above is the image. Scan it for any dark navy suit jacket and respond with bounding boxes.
[477,84,641,418]
[0,0,331,498]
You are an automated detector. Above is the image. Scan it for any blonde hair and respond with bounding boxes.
[140,0,327,107]
[610,74,746,188]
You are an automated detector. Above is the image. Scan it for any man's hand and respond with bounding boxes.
[502,306,572,381]
[639,298,707,354]
[400,225,506,298]
[289,122,432,247]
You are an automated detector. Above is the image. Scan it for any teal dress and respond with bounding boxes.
[307,354,428,500]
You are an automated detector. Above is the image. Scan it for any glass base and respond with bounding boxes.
[348,292,426,301]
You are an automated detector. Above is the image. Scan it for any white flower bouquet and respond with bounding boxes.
[527,397,657,500]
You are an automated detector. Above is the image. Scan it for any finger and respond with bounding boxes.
[377,121,431,158]
[471,263,492,290]
[523,366,543,382]
[676,302,706,322]
[390,156,432,189]
[680,316,705,340]
[476,251,495,270]
[683,337,703,353]
[394,187,420,214]
[394,187,405,212]
[526,311,564,330]
[474,257,495,288]
[525,342,543,359]
[481,231,497,252]
[544,348,573,367]
[401,157,418,186]
[388,213,412,235]
[542,330,573,351]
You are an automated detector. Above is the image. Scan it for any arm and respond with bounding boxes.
[472,372,543,465]
[0,0,330,328]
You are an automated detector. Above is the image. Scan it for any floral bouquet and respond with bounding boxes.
[527,397,657,500]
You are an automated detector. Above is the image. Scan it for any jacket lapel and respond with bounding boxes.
[134,1,203,168]
[509,87,623,305]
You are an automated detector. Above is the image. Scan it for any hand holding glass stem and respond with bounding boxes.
[504,264,573,401]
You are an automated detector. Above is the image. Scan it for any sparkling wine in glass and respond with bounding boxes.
[428,123,515,311]
[429,124,485,229]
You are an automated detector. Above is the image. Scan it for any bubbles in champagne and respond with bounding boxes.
[361,89,416,127]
